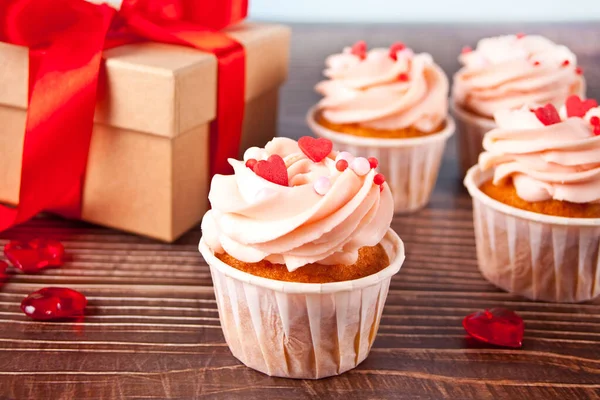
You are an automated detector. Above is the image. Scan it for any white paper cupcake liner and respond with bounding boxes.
[464,166,600,303]
[307,107,455,213]
[199,229,405,379]
[451,101,496,177]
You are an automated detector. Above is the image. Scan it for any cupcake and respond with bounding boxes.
[199,136,405,379]
[464,96,600,302]
[307,41,455,213]
[453,34,586,175]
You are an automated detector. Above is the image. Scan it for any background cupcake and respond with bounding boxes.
[453,34,586,175]
[307,41,455,213]
[464,96,600,302]
[200,136,405,378]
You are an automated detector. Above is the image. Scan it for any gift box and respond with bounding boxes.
[0,17,290,242]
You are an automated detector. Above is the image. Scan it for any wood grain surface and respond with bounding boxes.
[1,23,600,400]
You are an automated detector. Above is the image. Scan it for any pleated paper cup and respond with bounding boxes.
[464,166,600,303]
[307,107,455,213]
[199,229,405,379]
[451,101,496,177]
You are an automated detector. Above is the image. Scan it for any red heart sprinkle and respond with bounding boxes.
[373,173,386,185]
[516,32,526,39]
[336,159,348,172]
[298,136,333,163]
[398,73,409,82]
[594,126,600,136]
[575,67,583,75]
[21,287,87,321]
[389,42,406,60]
[590,116,600,126]
[461,46,472,54]
[562,59,570,67]
[253,155,288,186]
[533,61,540,66]
[534,104,561,126]
[368,157,379,169]
[245,158,258,170]
[350,40,367,59]
[463,308,524,348]
[565,95,598,118]
[4,239,64,273]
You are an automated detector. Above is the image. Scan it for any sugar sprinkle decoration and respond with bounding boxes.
[461,46,472,54]
[350,157,371,176]
[368,157,379,169]
[373,173,386,186]
[350,40,367,59]
[389,42,406,60]
[336,159,349,172]
[313,176,331,196]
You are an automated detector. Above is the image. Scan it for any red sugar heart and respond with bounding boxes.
[533,104,561,126]
[4,239,64,273]
[298,136,333,163]
[565,95,598,118]
[463,308,524,348]
[350,40,367,59]
[388,42,406,60]
[21,287,87,321]
[253,155,288,186]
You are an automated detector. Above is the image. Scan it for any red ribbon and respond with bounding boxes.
[0,0,247,231]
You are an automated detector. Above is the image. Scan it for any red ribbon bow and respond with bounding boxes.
[0,0,247,230]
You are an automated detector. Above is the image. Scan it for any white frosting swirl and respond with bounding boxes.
[479,106,600,203]
[453,35,585,118]
[316,46,449,132]
[201,138,394,271]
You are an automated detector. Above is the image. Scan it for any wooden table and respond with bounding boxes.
[1,23,599,400]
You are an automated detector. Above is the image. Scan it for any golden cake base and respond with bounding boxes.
[216,244,389,283]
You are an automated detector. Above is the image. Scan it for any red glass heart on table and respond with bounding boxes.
[253,155,289,186]
[0,260,7,284]
[298,136,333,163]
[3,239,64,272]
[462,308,524,348]
[21,287,87,321]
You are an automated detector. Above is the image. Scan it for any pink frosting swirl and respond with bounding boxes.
[201,138,394,271]
[315,45,449,132]
[479,106,600,203]
[453,35,585,118]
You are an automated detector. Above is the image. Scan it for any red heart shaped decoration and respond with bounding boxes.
[350,40,367,59]
[0,261,7,285]
[21,287,87,321]
[533,104,561,126]
[4,238,64,273]
[565,95,598,118]
[298,136,333,163]
[253,155,288,186]
[463,308,524,348]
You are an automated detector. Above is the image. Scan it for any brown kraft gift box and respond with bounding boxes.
[0,22,291,242]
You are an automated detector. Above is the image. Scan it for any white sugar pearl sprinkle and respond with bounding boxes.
[350,157,370,176]
[335,151,354,164]
[313,176,331,196]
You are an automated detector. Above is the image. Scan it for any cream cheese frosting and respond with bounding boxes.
[315,43,449,132]
[201,137,394,271]
[479,101,600,204]
[453,34,585,119]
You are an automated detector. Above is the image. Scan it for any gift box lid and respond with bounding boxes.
[0,22,290,138]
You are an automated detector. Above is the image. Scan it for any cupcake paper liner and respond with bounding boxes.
[451,101,496,177]
[307,107,455,213]
[465,167,600,303]
[199,229,405,379]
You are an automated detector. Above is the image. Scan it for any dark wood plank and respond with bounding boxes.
[1,23,600,400]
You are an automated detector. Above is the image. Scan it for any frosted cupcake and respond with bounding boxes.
[464,96,600,302]
[307,41,455,213]
[453,34,585,175]
[199,136,405,378]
